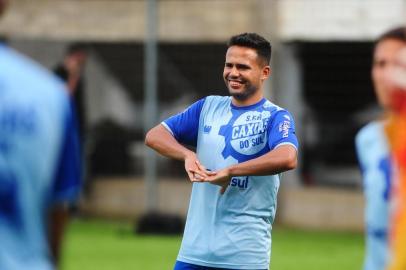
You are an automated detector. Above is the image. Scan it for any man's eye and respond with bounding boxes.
[236,65,249,70]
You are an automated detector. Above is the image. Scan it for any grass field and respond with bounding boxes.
[61,219,364,270]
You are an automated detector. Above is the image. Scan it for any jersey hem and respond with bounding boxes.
[51,187,80,204]
[177,256,269,270]
[273,142,298,151]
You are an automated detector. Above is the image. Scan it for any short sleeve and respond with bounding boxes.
[51,101,82,204]
[355,134,364,174]
[162,98,205,147]
[268,110,299,151]
[355,128,369,176]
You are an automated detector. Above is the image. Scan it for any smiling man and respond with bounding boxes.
[145,33,298,270]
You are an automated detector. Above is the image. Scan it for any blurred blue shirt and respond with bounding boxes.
[356,121,391,270]
[0,44,81,270]
[163,96,298,269]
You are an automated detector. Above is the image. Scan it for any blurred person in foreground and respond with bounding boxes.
[355,27,406,270]
[384,36,406,270]
[54,43,87,141]
[0,0,82,269]
[145,33,298,270]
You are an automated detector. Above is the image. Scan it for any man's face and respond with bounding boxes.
[386,47,406,91]
[75,51,87,66]
[372,38,406,110]
[223,46,270,101]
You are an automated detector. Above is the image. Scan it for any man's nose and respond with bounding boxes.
[229,67,239,77]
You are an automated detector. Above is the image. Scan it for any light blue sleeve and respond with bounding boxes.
[355,132,366,175]
[162,98,206,147]
[355,126,392,201]
[268,110,298,150]
[50,100,82,204]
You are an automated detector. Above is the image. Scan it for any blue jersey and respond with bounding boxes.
[355,121,391,270]
[0,44,81,270]
[163,96,298,269]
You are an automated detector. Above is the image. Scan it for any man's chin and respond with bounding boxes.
[229,91,249,101]
[228,86,259,101]
[229,88,241,95]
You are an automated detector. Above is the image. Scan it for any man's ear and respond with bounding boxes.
[261,66,271,80]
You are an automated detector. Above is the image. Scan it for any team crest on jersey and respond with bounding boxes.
[203,125,212,133]
[219,110,270,162]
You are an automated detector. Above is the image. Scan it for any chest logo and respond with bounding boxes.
[219,110,270,162]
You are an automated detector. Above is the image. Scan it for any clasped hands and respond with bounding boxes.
[185,153,231,194]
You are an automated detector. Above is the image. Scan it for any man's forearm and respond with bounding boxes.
[228,145,297,176]
[145,124,194,161]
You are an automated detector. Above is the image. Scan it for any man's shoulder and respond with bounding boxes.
[201,95,231,108]
[262,99,287,112]
[261,100,295,124]
[2,46,65,93]
[356,121,384,145]
[0,46,70,118]
[204,95,230,102]
[355,121,388,162]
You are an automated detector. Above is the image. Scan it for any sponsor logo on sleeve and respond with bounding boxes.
[278,117,291,138]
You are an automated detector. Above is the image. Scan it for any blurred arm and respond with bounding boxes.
[48,205,69,268]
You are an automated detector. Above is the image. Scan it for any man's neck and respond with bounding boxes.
[231,92,264,107]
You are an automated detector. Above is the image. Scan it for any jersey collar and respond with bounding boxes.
[230,97,266,110]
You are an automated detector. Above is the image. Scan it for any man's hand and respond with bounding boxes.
[203,167,231,195]
[194,161,231,194]
[184,153,215,182]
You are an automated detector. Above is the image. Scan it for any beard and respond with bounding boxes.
[227,81,258,101]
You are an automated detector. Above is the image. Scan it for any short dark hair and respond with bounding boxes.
[227,33,272,65]
[375,26,406,47]
[66,43,88,55]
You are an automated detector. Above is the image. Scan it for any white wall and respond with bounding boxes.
[279,0,406,41]
[3,0,403,42]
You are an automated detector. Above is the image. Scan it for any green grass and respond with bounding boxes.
[270,227,364,270]
[61,219,364,270]
[61,219,180,270]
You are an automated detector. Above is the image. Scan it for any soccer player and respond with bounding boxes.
[0,0,82,269]
[355,27,406,270]
[145,33,298,270]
